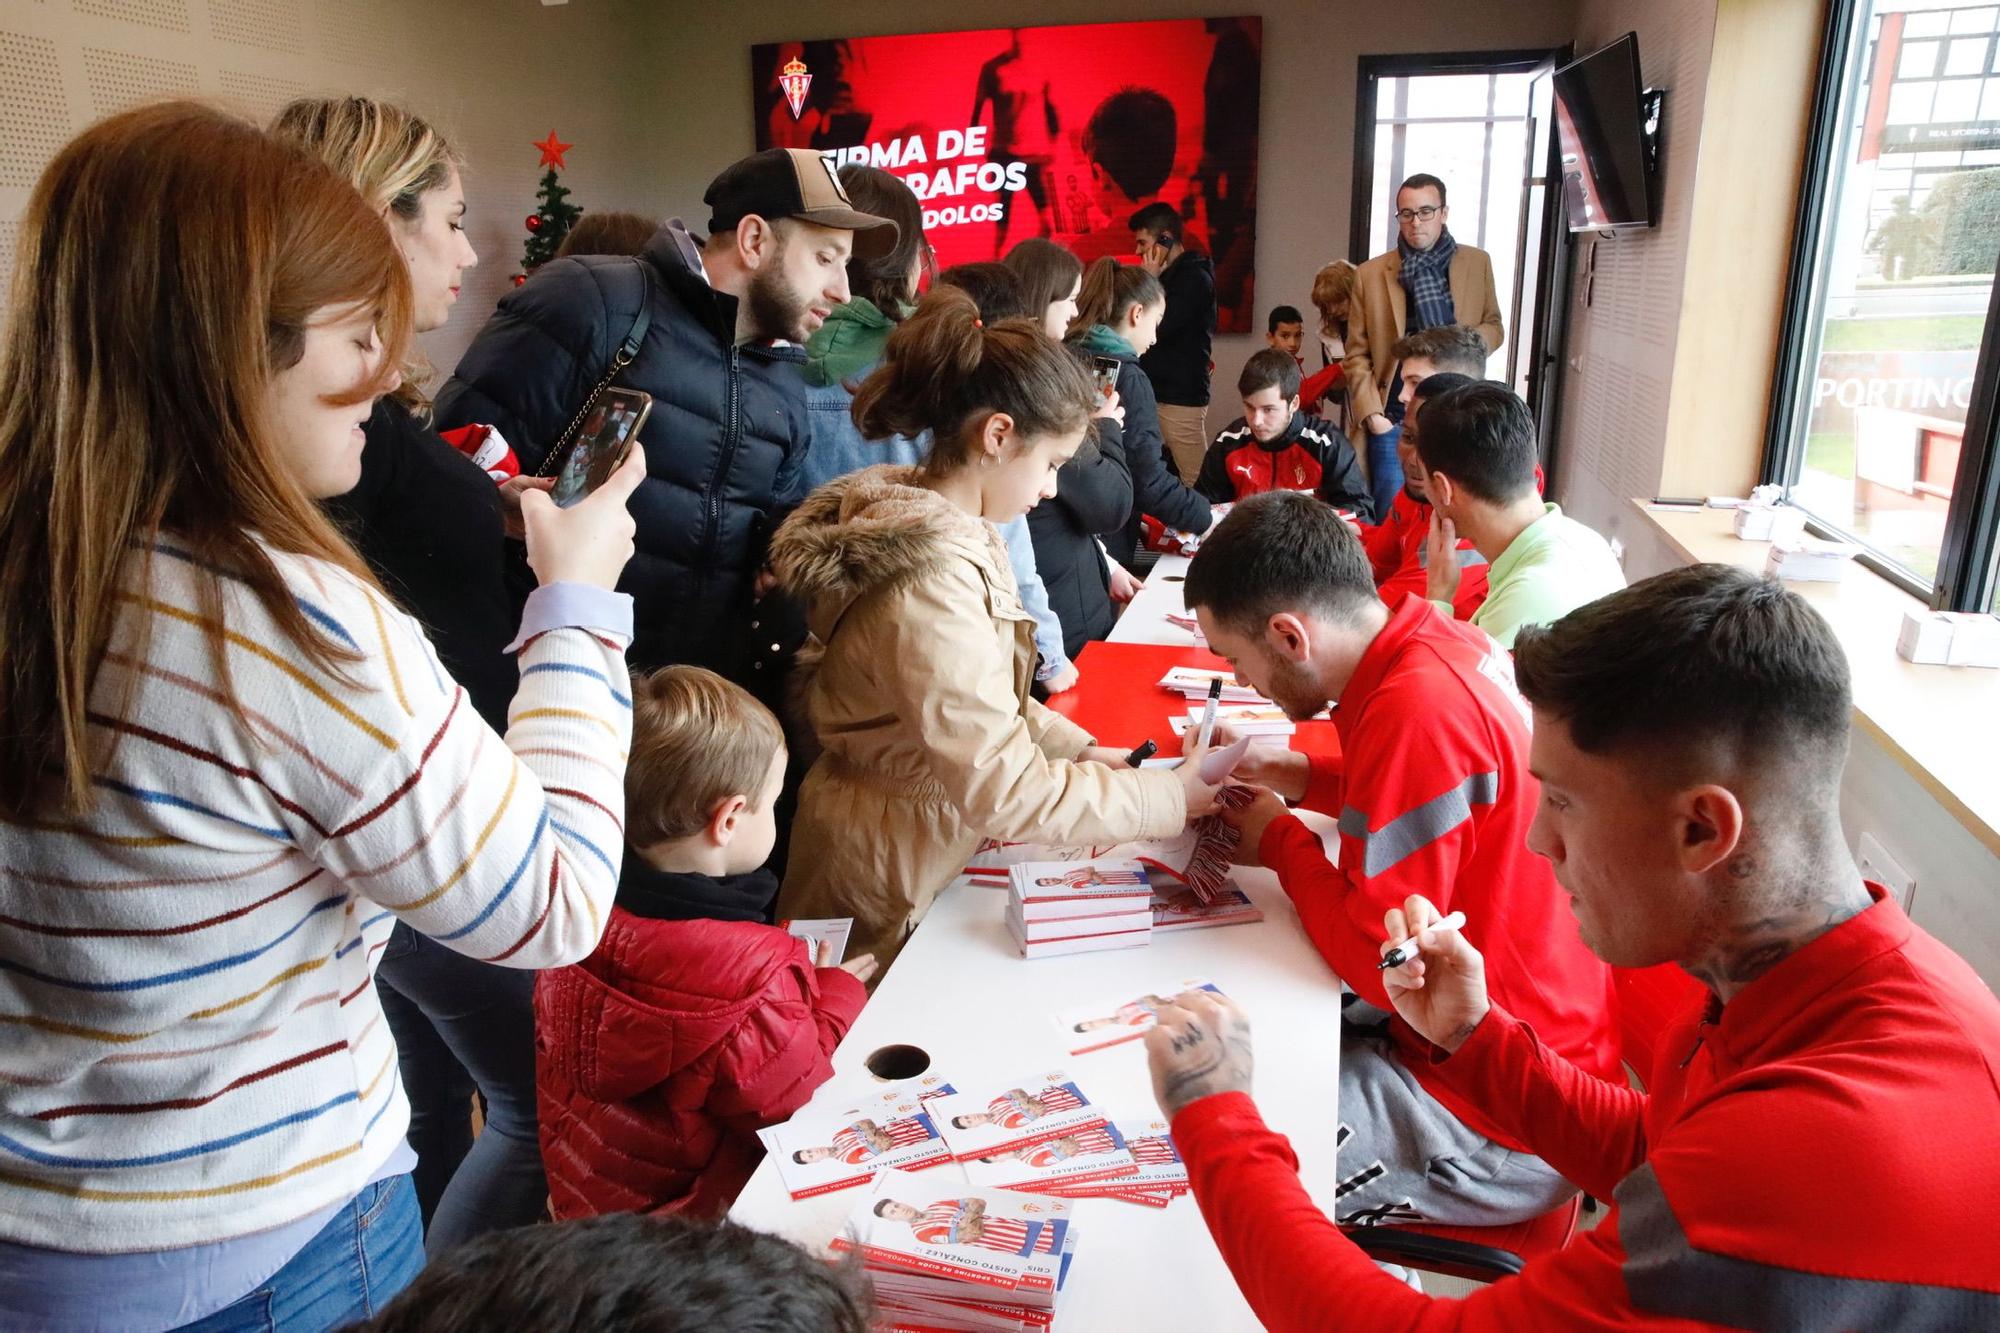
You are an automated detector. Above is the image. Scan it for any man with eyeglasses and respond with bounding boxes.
[1344,173,1505,521]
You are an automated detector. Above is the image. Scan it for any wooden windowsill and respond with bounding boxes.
[1630,500,2000,858]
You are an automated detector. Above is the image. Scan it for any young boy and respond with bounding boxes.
[1196,349,1374,519]
[1267,304,1305,370]
[535,666,876,1220]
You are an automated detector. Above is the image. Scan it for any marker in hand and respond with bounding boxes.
[1194,677,1222,752]
[1377,911,1467,970]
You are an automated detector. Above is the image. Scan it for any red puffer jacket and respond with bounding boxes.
[534,909,867,1219]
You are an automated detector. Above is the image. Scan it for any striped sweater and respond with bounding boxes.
[0,542,632,1252]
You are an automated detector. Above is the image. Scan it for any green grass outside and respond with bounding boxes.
[1804,432,1854,477]
[1820,314,1986,353]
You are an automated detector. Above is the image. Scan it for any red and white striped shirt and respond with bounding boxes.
[993,1084,1084,1127]
[913,1200,1045,1255]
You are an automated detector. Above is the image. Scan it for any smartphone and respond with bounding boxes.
[552,387,652,508]
[1090,355,1120,401]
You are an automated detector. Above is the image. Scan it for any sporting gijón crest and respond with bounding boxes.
[781,57,812,120]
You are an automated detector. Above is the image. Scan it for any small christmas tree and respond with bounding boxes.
[515,130,582,285]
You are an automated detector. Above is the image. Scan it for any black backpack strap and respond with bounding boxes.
[536,260,656,478]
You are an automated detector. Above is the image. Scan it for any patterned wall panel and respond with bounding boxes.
[0,31,70,190]
[207,0,304,55]
[83,46,200,118]
[75,0,193,34]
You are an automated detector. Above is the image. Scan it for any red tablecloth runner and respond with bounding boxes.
[1045,641,1342,763]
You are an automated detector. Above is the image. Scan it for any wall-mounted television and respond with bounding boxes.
[752,19,1263,331]
[1552,33,1662,232]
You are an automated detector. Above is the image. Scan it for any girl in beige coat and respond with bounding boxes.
[772,287,1219,971]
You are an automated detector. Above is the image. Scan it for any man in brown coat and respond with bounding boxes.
[1344,173,1505,518]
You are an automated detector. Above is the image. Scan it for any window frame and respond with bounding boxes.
[1349,49,1561,269]
[1762,0,2000,611]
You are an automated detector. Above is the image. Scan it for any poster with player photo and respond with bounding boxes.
[751,19,1262,331]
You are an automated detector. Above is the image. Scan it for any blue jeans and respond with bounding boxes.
[1365,421,1404,523]
[376,925,547,1254]
[180,1176,421,1331]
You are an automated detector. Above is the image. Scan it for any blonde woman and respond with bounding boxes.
[0,102,642,1328]
[271,95,555,1254]
[1300,259,1358,424]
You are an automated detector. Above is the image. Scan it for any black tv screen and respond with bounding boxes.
[1553,33,1656,231]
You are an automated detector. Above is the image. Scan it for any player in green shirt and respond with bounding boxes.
[1416,383,1626,647]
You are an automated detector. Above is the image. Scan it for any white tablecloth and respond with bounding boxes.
[729,819,1347,1332]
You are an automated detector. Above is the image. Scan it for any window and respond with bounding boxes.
[1362,70,1536,384]
[1351,49,1569,417]
[1768,0,2000,610]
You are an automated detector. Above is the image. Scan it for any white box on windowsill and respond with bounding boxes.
[1733,503,1807,543]
[1897,609,2000,668]
[1764,536,1859,583]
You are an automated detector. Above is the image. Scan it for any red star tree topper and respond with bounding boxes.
[517,131,583,283]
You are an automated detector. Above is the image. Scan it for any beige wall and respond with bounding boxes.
[0,0,661,376]
[1548,0,1719,542]
[1552,0,1823,546]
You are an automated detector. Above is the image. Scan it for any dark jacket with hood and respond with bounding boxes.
[1076,325,1212,569]
[1139,249,1216,407]
[533,865,866,1220]
[435,222,810,678]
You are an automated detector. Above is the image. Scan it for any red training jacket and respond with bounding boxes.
[534,910,867,1219]
[1261,595,1617,1146]
[1361,490,1491,617]
[1171,886,2000,1329]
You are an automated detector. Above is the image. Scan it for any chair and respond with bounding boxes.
[1338,963,1705,1283]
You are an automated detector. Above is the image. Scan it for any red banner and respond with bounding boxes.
[752,19,1261,332]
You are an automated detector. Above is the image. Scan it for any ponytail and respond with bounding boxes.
[1067,256,1163,341]
[852,286,1095,478]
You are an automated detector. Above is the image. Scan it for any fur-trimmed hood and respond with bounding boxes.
[771,464,1005,640]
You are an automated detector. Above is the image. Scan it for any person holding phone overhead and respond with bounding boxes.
[772,288,1219,973]
[273,95,576,1255]
[0,101,644,1330]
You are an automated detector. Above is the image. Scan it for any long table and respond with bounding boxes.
[729,559,1350,1330]
[1108,552,1198,646]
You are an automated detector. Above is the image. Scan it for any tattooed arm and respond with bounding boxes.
[1145,990,1256,1118]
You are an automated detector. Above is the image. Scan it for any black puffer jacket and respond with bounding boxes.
[1096,350,1212,571]
[326,398,515,731]
[1027,414,1131,661]
[436,222,809,677]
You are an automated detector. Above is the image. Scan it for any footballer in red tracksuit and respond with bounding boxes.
[1171,883,2000,1328]
[1195,411,1374,520]
[1260,594,1618,1152]
[1361,488,1491,616]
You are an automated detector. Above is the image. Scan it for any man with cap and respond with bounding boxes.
[438,147,897,682]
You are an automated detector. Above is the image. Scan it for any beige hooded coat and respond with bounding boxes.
[771,466,1186,969]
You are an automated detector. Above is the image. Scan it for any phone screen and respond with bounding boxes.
[1090,355,1120,401]
[552,390,651,508]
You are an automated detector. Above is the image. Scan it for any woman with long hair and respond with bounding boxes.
[1067,256,1212,572]
[272,95,549,1254]
[796,167,1074,693]
[1001,237,1082,343]
[1003,238,1130,659]
[772,287,1217,972]
[0,102,642,1329]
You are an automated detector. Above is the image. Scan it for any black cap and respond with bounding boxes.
[704,148,898,258]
